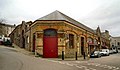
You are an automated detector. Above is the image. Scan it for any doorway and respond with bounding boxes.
[22,30,25,48]
[43,29,58,58]
[32,33,36,52]
[81,37,84,55]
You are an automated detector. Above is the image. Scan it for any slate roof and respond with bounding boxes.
[0,23,16,27]
[37,10,94,33]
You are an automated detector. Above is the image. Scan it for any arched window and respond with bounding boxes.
[69,34,74,48]
[44,29,57,36]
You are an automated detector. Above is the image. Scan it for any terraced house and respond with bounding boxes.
[10,11,110,58]
[0,23,15,37]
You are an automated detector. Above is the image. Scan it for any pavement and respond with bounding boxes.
[8,44,89,61]
[12,44,35,57]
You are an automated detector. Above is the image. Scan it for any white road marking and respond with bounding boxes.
[41,59,120,70]
[76,61,80,63]
[116,67,119,69]
[112,66,116,69]
[75,61,120,70]
[58,61,66,64]
[75,65,83,69]
[66,63,74,66]
[52,61,59,63]
[107,66,113,69]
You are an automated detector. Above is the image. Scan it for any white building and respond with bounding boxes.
[110,36,120,51]
[0,23,16,37]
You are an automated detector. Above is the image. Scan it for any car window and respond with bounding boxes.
[94,51,99,53]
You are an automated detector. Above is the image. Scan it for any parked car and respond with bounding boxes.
[100,49,109,56]
[109,50,114,54]
[3,37,12,46]
[112,47,118,53]
[118,47,120,53]
[90,51,101,58]
[0,37,3,45]
[3,39,12,46]
[109,48,114,54]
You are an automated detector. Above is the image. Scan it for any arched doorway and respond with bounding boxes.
[43,29,58,58]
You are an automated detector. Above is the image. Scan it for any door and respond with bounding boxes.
[22,30,25,48]
[33,33,35,52]
[43,29,58,58]
[81,37,84,55]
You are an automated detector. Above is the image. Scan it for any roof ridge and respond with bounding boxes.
[57,11,94,32]
[36,10,94,33]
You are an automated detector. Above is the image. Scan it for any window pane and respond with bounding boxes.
[44,29,57,36]
[69,34,74,48]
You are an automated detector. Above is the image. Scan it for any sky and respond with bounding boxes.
[0,0,120,37]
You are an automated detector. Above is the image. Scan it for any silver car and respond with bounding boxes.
[100,49,109,56]
[90,51,101,58]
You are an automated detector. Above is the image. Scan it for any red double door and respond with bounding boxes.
[43,29,58,58]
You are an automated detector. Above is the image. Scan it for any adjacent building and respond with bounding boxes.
[110,36,120,50]
[10,11,110,58]
[0,23,15,37]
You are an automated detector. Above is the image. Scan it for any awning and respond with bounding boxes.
[101,45,108,48]
[88,43,98,46]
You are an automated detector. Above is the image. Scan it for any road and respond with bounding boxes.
[63,54,120,70]
[0,45,120,70]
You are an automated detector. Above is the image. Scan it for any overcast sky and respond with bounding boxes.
[0,0,120,37]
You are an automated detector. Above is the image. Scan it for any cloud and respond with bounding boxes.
[0,0,120,36]
[80,0,120,36]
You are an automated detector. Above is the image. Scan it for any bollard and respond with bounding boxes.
[84,52,86,59]
[62,51,64,60]
[75,52,77,60]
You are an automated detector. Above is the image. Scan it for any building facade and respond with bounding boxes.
[110,36,120,50]
[10,11,110,58]
[0,23,15,37]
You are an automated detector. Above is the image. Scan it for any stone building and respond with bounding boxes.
[10,11,110,58]
[110,36,120,47]
[0,23,15,37]
[9,21,32,48]
[0,23,15,45]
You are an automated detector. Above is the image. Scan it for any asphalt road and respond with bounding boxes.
[0,46,78,70]
[0,45,120,70]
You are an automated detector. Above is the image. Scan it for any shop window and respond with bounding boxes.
[69,34,74,48]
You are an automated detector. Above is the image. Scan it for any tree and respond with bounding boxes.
[0,18,6,24]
